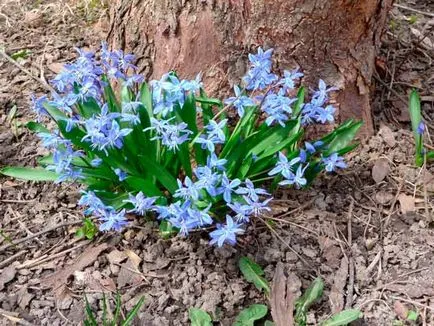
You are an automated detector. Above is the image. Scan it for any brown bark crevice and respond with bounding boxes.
[107,0,392,137]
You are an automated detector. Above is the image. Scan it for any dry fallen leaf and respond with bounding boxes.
[329,257,348,314]
[398,194,415,214]
[394,300,408,320]
[118,250,143,288]
[372,158,390,183]
[0,265,16,291]
[379,125,396,147]
[270,263,295,326]
[375,191,394,205]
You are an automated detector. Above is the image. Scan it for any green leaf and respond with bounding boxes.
[409,90,424,166]
[84,296,98,326]
[188,308,213,326]
[139,82,154,118]
[407,310,418,322]
[139,157,178,194]
[124,176,163,197]
[293,86,305,116]
[239,257,270,294]
[325,121,362,155]
[264,321,275,326]
[233,304,268,326]
[11,49,31,60]
[295,277,324,326]
[0,167,58,181]
[159,220,177,239]
[195,96,223,109]
[121,296,145,326]
[427,151,434,160]
[26,121,50,133]
[321,309,363,326]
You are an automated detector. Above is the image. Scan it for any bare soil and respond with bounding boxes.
[0,1,434,325]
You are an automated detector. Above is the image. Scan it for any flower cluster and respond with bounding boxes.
[5,44,361,247]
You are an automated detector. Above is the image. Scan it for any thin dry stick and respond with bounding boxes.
[18,241,90,270]
[0,49,55,93]
[390,296,434,312]
[0,250,26,269]
[345,199,355,309]
[256,215,311,268]
[0,220,81,252]
[394,4,434,18]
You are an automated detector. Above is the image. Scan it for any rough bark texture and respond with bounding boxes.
[107,0,392,136]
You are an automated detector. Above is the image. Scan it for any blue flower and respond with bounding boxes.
[279,69,304,90]
[262,91,297,126]
[99,209,128,232]
[218,173,241,203]
[206,153,227,171]
[235,179,269,202]
[243,196,272,217]
[90,158,103,167]
[228,202,252,223]
[123,192,157,215]
[148,119,192,151]
[187,205,213,227]
[312,79,338,105]
[37,130,70,148]
[268,152,301,178]
[322,153,347,172]
[243,47,278,91]
[31,95,49,121]
[206,119,227,142]
[181,73,203,93]
[49,92,73,114]
[174,176,201,201]
[224,85,255,117]
[114,168,127,181]
[315,105,335,124]
[417,122,425,135]
[210,215,244,247]
[194,165,219,196]
[65,116,81,132]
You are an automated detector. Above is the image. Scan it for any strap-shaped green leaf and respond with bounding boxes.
[325,121,362,155]
[188,308,213,326]
[26,121,50,133]
[233,304,268,326]
[239,257,270,294]
[321,309,362,326]
[0,166,58,181]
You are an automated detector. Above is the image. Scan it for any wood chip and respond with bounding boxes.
[379,125,396,147]
[372,158,390,183]
[0,265,16,291]
[329,257,348,314]
[270,263,296,326]
[398,194,415,214]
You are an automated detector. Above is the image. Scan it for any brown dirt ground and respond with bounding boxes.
[1,1,434,325]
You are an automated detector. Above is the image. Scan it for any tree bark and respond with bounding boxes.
[107,0,392,137]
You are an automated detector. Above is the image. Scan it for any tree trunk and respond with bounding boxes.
[107,0,392,137]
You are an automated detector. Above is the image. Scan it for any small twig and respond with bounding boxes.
[0,250,26,269]
[0,220,82,252]
[393,4,434,18]
[256,215,312,268]
[0,49,55,92]
[390,296,434,312]
[345,199,355,309]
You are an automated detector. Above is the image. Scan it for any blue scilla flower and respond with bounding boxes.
[49,92,73,114]
[180,73,203,93]
[322,153,347,172]
[315,105,335,124]
[224,85,255,117]
[70,77,101,104]
[78,190,111,215]
[417,122,425,135]
[37,130,70,149]
[205,119,227,143]
[209,215,244,247]
[64,115,81,132]
[46,146,83,175]
[123,191,157,215]
[174,176,201,201]
[262,91,297,126]
[206,153,227,171]
[243,47,278,91]
[218,173,241,203]
[312,79,338,105]
[148,118,192,151]
[124,74,144,88]
[194,165,220,196]
[31,95,49,121]
[99,209,128,232]
[114,168,127,181]
[279,69,304,91]
[187,205,213,227]
[228,201,252,223]
[268,152,301,179]
[243,196,272,217]
[90,158,103,167]
[235,179,269,202]
[279,165,308,188]
[122,100,143,114]
[120,113,140,125]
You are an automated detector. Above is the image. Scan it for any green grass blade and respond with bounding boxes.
[0,167,59,181]
[321,309,362,326]
[121,296,145,326]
